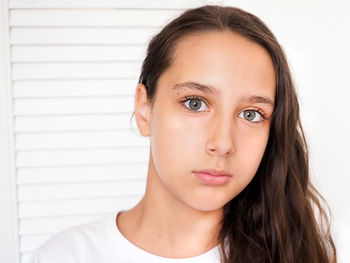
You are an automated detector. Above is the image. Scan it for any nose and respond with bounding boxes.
[206,114,235,157]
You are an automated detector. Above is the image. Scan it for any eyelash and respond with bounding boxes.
[180,95,267,122]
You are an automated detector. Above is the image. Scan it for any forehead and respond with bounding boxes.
[174,30,270,57]
[158,30,276,101]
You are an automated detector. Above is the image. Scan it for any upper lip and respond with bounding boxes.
[194,169,232,177]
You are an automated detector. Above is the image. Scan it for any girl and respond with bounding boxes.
[31,5,336,263]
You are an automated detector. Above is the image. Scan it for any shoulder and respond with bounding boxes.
[29,215,117,263]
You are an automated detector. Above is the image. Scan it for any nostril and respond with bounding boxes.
[207,142,234,157]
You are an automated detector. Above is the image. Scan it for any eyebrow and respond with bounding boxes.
[173,81,219,96]
[240,94,275,108]
[172,81,275,108]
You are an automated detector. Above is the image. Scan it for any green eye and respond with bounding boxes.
[183,97,208,111]
[239,110,264,123]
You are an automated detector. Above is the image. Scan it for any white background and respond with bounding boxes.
[0,0,349,262]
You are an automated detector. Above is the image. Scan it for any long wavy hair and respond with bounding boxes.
[136,5,336,263]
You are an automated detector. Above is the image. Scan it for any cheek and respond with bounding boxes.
[150,111,202,177]
[235,127,270,182]
[156,109,204,146]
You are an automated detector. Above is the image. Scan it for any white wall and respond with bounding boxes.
[0,0,349,262]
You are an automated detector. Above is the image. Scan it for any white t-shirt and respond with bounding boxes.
[30,211,222,263]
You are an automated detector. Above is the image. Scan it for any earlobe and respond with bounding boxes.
[134,83,151,137]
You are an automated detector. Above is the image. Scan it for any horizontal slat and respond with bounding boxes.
[19,196,140,217]
[16,130,147,150]
[12,62,140,80]
[14,97,134,115]
[11,27,157,44]
[19,214,110,235]
[18,180,146,201]
[17,163,147,184]
[16,147,149,167]
[13,79,137,98]
[10,9,179,27]
[9,0,201,8]
[15,114,135,132]
[12,45,146,62]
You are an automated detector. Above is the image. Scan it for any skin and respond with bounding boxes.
[117,30,276,258]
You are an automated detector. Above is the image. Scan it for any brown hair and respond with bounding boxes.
[136,5,336,263]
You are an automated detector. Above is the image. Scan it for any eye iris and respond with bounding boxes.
[189,99,201,110]
[244,110,256,121]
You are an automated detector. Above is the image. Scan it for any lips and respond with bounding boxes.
[193,169,232,185]
[193,169,232,177]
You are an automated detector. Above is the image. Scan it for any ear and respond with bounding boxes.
[134,83,152,137]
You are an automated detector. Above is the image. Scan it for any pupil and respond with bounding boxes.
[245,111,255,120]
[190,99,201,110]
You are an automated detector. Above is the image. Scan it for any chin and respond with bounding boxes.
[186,199,228,212]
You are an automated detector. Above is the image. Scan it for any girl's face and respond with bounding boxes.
[136,30,276,211]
